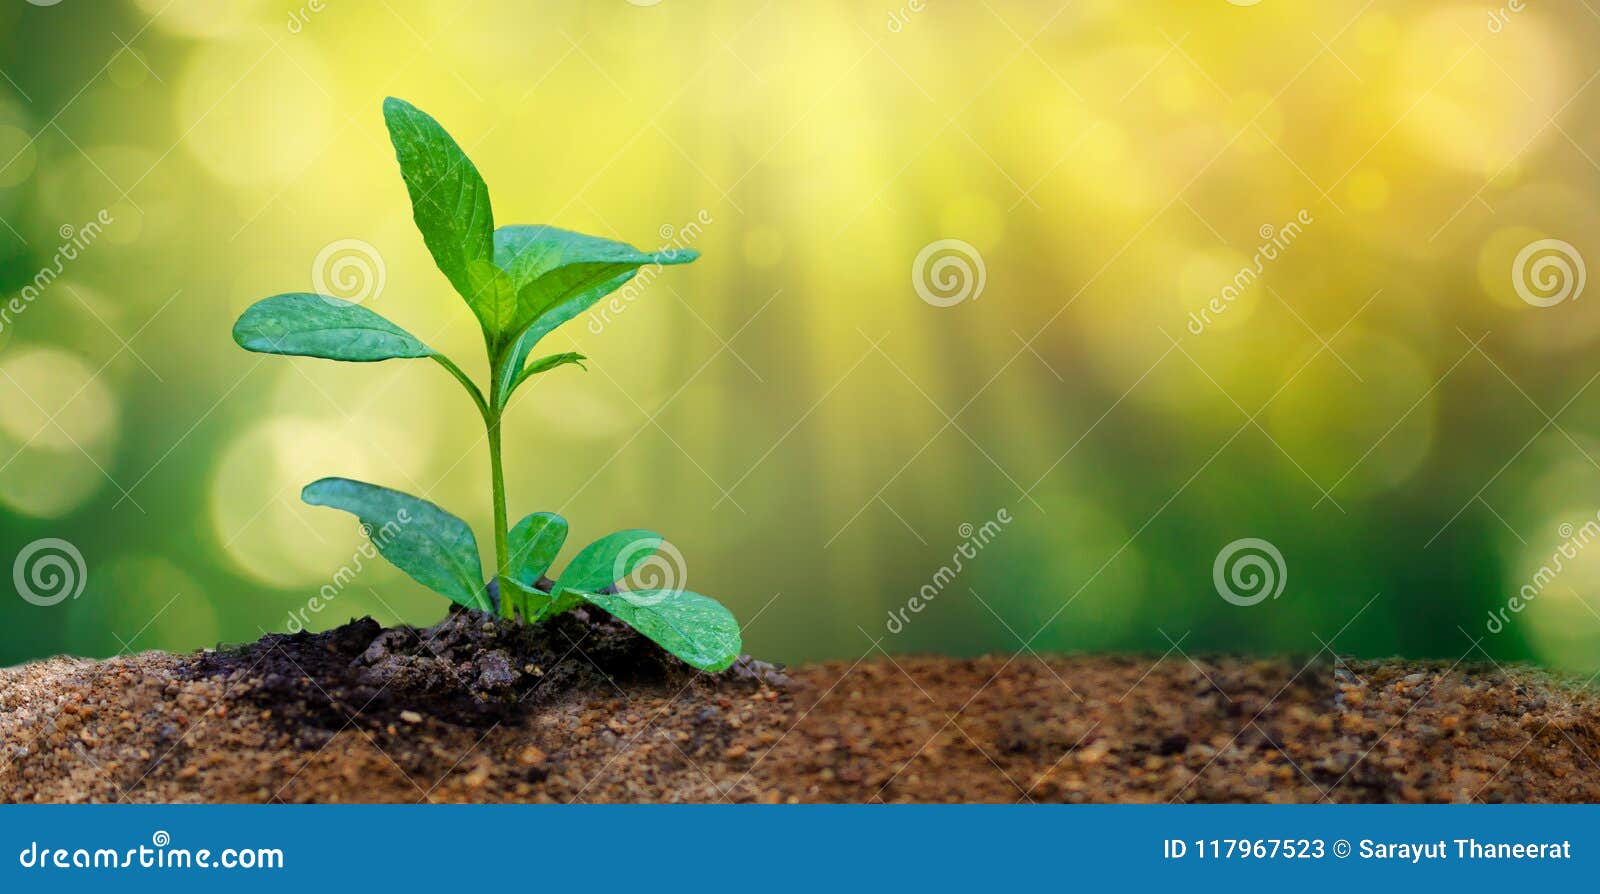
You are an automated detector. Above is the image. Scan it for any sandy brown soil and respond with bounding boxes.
[2,610,1598,803]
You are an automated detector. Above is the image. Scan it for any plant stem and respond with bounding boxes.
[431,355,488,420]
[487,353,513,621]
[487,409,513,619]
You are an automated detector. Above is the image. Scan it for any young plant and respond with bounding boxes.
[231,97,740,671]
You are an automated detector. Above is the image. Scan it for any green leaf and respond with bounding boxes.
[507,352,586,395]
[574,589,741,671]
[302,477,488,611]
[508,512,567,585]
[495,267,635,400]
[382,98,514,335]
[233,294,436,362]
[556,529,663,594]
[491,225,697,393]
[466,261,521,342]
[503,576,555,621]
[494,225,696,316]
[524,351,586,375]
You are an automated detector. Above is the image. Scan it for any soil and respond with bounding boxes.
[2,609,1598,803]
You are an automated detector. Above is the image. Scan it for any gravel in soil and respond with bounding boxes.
[2,613,1597,803]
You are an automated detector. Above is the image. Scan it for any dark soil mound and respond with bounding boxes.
[2,617,1597,803]
[192,608,766,734]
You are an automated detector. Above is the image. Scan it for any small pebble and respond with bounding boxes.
[518,746,547,767]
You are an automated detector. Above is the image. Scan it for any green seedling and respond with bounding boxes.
[232,97,740,671]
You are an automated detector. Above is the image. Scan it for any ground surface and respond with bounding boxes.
[2,611,1597,803]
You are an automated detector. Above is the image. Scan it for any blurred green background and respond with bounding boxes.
[2,0,1599,671]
